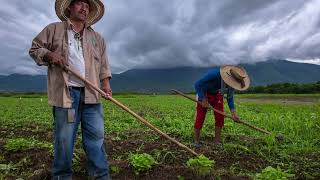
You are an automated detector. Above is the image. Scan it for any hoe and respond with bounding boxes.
[171,89,285,141]
[61,66,199,156]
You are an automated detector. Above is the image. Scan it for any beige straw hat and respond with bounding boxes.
[220,65,250,91]
[55,0,105,26]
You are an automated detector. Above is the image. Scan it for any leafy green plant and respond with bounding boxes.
[5,138,35,152]
[0,163,17,174]
[42,143,54,156]
[110,165,121,174]
[224,143,250,153]
[128,153,156,174]
[186,154,214,176]
[5,138,52,152]
[0,155,5,162]
[255,166,294,180]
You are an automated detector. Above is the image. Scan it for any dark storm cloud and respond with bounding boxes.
[0,0,319,75]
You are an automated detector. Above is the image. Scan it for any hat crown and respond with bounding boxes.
[220,65,250,91]
[230,68,246,80]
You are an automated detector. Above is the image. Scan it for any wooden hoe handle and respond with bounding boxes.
[171,89,272,135]
[63,66,199,156]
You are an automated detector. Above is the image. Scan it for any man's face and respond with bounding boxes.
[68,0,90,22]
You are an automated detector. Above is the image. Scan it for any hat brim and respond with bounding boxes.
[55,0,104,26]
[220,65,250,91]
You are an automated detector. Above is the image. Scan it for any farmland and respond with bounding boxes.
[0,94,319,179]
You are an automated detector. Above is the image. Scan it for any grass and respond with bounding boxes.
[0,94,319,179]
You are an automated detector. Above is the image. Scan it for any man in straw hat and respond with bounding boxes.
[193,65,250,147]
[29,0,111,179]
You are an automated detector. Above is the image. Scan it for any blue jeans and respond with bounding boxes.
[52,87,110,179]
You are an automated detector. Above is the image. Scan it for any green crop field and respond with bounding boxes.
[0,94,319,179]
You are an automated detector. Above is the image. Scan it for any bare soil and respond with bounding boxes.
[1,127,319,179]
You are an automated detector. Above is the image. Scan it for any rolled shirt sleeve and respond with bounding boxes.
[226,88,235,110]
[99,37,112,81]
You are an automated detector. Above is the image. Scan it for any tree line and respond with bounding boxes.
[243,81,320,94]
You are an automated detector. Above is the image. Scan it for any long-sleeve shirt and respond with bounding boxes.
[194,68,235,110]
[29,21,112,108]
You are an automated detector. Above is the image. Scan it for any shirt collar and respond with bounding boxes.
[66,20,90,32]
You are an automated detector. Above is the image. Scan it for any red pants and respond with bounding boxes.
[194,92,224,129]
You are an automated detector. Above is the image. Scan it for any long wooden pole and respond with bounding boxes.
[63,67,198,156]
[171,89,272,135]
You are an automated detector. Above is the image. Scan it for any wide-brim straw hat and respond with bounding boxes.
[55,0,105,26]
[220,65,250,91]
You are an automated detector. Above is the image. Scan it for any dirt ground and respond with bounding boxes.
[1,122,319,179]
[1,127,259,180]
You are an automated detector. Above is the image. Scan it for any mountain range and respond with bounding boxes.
[0,60,319,93]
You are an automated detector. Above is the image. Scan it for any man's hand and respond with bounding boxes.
[231,109,240,122]
[102,78,112,98]
[201,98,209,108]
[44,52,67,67]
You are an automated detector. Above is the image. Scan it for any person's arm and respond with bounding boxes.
[230,109,240,122]
[29,25,51,66]
[194,80,205,102]
[194,70,219,107]
[29,24,66,67]
[101,78,112,97]
[99,37,112,97]
[226,88,240,122]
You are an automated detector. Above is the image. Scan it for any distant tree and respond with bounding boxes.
[243,82,320,94]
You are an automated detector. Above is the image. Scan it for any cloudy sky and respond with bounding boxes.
[0,0,320,75]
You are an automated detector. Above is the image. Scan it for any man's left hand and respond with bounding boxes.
[231,110,240,122]
[102,78,112,98]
